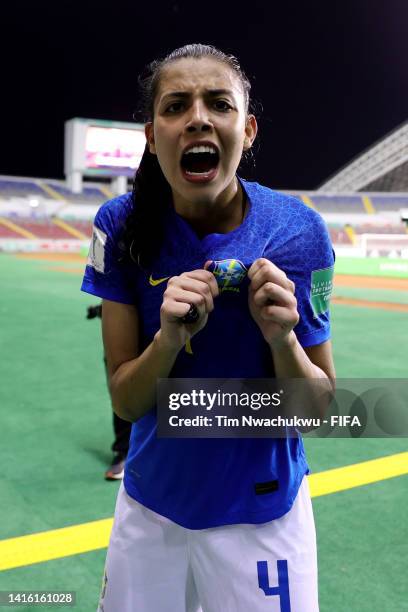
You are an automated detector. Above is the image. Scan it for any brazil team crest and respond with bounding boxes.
[208,259,248,293]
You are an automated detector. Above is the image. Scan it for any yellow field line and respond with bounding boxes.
[51,218,89,240]
[0,519,112,572]
[308,451,408,497]
[0,217,38,239]
[0,452,407,572]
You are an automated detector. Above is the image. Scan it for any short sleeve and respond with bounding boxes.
[291,209,335,348]
[81,195,136,305]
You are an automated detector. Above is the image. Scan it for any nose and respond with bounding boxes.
[184,100,213,133]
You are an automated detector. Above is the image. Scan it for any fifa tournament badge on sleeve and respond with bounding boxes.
[88,226,107,273]
[310,266,334,317]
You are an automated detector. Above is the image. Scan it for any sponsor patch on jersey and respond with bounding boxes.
[310,265,334,316]
[208,259,248,293]
[255,480,279,495]
[87,225,107,273]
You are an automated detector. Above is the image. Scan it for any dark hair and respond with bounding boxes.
[122,43,255,269]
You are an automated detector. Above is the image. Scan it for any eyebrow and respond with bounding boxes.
[160,89,236,102]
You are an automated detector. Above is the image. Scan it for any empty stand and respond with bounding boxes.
[370,195,408,212]
[14,219,76,239]
[353,222,406,235]
[0,176,108,205]
[0,222,26,238]
[64,220,93,236]
[0,179,50,199]
[1,176,407,256]
[45,182,108,204]
[310,195,366,214]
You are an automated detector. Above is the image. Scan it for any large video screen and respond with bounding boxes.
[85,125,146,176]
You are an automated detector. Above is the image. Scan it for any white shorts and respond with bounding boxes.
[98,477,318,612]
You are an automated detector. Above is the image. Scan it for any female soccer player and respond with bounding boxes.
[82,43,335,612]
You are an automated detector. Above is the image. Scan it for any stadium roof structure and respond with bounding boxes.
[318,121,408,192]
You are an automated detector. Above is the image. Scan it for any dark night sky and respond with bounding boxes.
[1,0,407,190]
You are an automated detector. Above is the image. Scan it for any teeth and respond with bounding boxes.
[184,145,217,155]
[185,170,213,175]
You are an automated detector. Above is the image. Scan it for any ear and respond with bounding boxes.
[243,114,258,150]
[145,122,156,155]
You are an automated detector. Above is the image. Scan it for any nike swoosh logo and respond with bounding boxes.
[149,274,170,286]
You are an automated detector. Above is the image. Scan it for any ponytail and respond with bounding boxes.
[120,145,172,269]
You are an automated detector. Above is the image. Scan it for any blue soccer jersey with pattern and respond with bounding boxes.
[81,179,334,529]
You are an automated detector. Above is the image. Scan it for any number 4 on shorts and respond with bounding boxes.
[257,560,291,612]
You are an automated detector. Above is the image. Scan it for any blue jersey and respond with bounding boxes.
[81,179,334,529]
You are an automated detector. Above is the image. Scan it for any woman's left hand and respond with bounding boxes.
[248,258,299,348]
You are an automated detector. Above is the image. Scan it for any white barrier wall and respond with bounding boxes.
[0,198,65,217]
[0,239,90,253]
[333,246,366,257]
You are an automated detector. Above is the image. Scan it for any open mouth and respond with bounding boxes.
[180,145,219,182]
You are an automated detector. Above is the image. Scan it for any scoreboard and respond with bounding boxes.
[64,118,145,192]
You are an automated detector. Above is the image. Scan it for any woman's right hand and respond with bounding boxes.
[158,266,219,352]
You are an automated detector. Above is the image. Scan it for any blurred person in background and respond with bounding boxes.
[87,303,131,479]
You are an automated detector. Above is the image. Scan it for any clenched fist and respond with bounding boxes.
[248,258,299,348]
[159,265,219,352]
